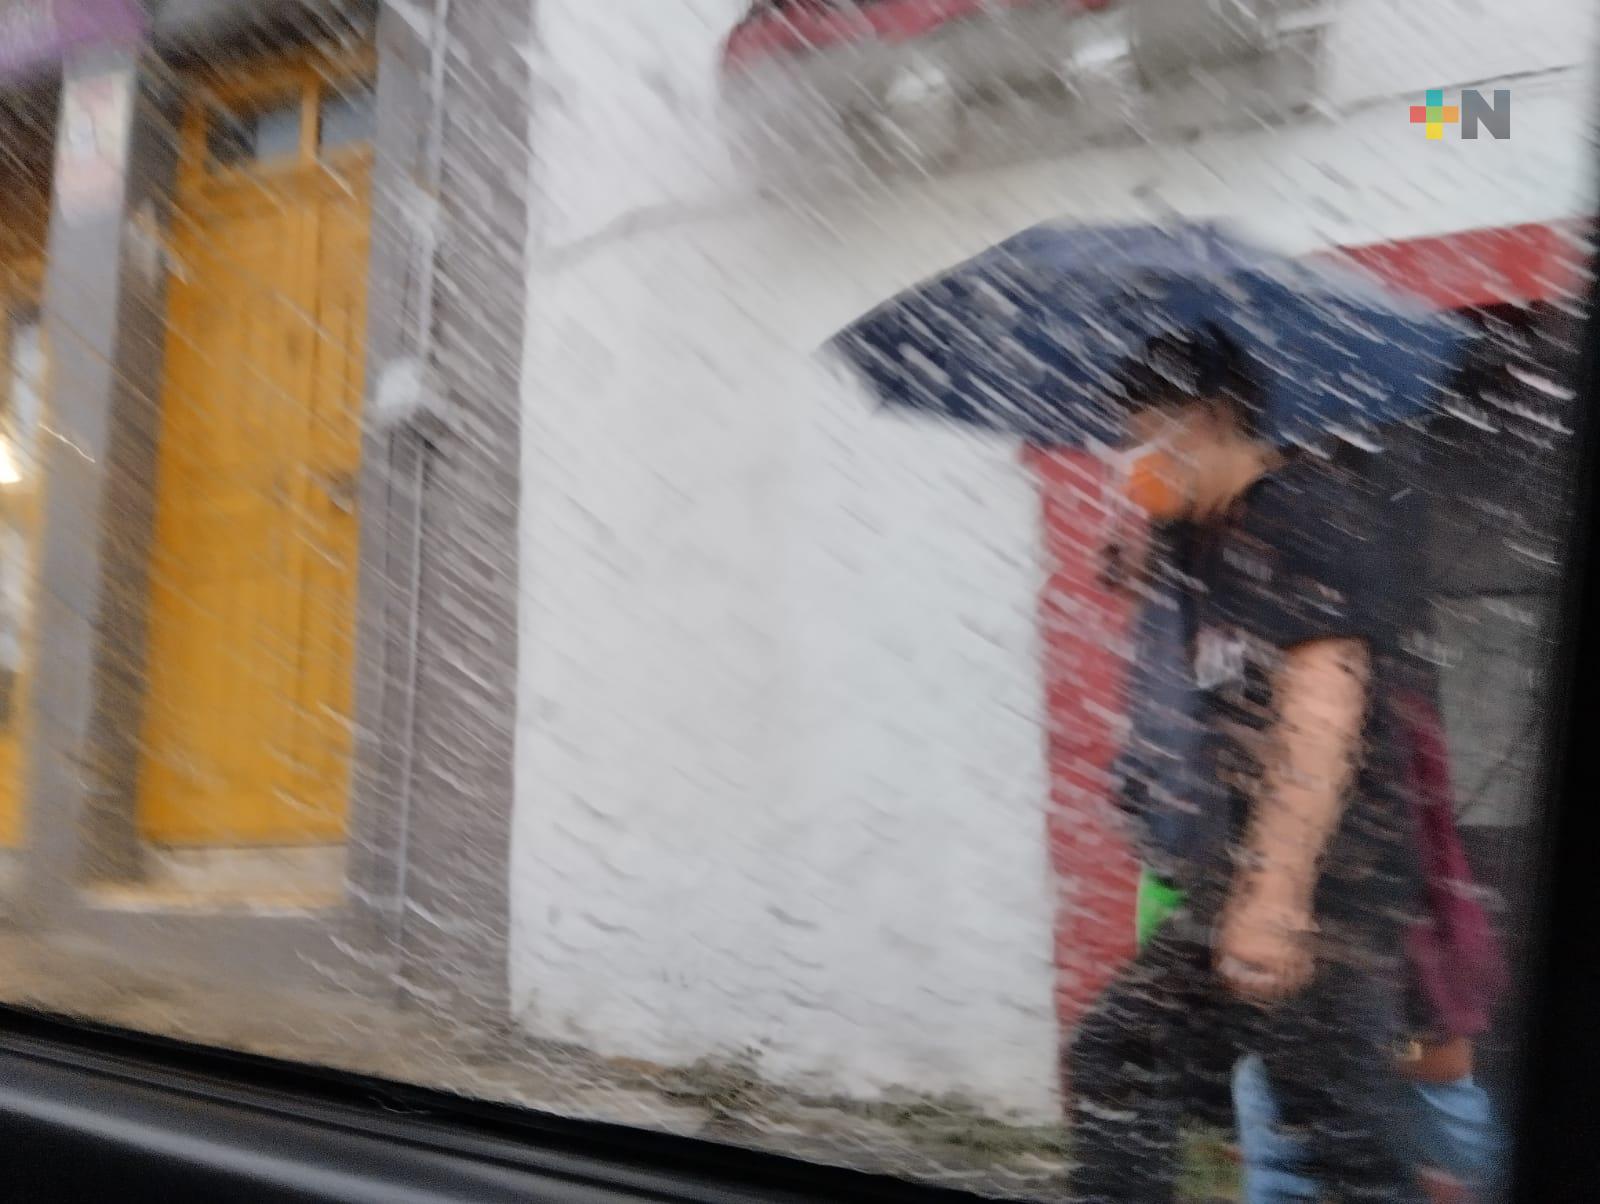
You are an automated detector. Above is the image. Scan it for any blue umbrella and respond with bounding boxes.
[829,221,1477,447]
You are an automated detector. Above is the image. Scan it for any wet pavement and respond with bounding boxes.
[0,924,1238,1201]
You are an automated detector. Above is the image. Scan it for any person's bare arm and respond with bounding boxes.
[1217,636,1371,1000]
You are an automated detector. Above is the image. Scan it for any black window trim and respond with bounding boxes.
[0,1004,986,1202]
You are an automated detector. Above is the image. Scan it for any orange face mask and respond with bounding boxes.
[1116,444,1190,521]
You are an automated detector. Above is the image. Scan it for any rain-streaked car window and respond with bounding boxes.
[0,0,1593,1199]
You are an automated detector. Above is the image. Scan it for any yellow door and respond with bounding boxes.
[138,56,373,846]
[0,277,45,850]
[0,128,54,850]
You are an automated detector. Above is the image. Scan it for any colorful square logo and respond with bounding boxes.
[1410,89,1460,140]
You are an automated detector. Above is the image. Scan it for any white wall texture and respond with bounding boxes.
[511,0,1597,1114]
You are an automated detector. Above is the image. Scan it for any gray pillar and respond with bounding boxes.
[24,49,172,909]
[339,0,533,1022]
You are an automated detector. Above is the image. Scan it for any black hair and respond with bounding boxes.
[1110,327,1264,438]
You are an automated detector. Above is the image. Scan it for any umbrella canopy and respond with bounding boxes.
[829,221,1478,448]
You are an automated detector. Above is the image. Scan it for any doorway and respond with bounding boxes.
[0,85,58,851]
[136,51,373,849]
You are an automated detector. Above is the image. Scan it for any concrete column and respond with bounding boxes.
[24,49,174,910]
[337,0,533,1021]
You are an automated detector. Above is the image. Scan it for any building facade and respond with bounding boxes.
[0,0,533,1020]
[0,0,1591,1127]
[509,0,1595,1117]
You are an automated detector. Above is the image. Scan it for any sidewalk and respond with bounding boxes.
[0,925,1235,1201]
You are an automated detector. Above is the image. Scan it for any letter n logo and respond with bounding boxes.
[1461,89,1511,140]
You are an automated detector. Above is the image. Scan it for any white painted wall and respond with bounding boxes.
[513,210,1062,1111]
[512,0,1597,1114]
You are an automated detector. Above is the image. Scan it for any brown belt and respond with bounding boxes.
[1397,1036,1473,1084]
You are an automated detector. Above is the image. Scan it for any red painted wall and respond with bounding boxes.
[1027,447,1140,1045]
[1327,220,1590,310]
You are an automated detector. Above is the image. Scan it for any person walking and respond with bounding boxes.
[1111,488,1508,1203]
[1065,336,1432,1204]
[831,219,1477,1202]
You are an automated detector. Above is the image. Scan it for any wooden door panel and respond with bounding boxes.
[139,194,353,845]
[138,60,370,848]
[289,180,369,828]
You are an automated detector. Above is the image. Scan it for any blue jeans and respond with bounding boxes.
[1233,1053,1505,1201]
